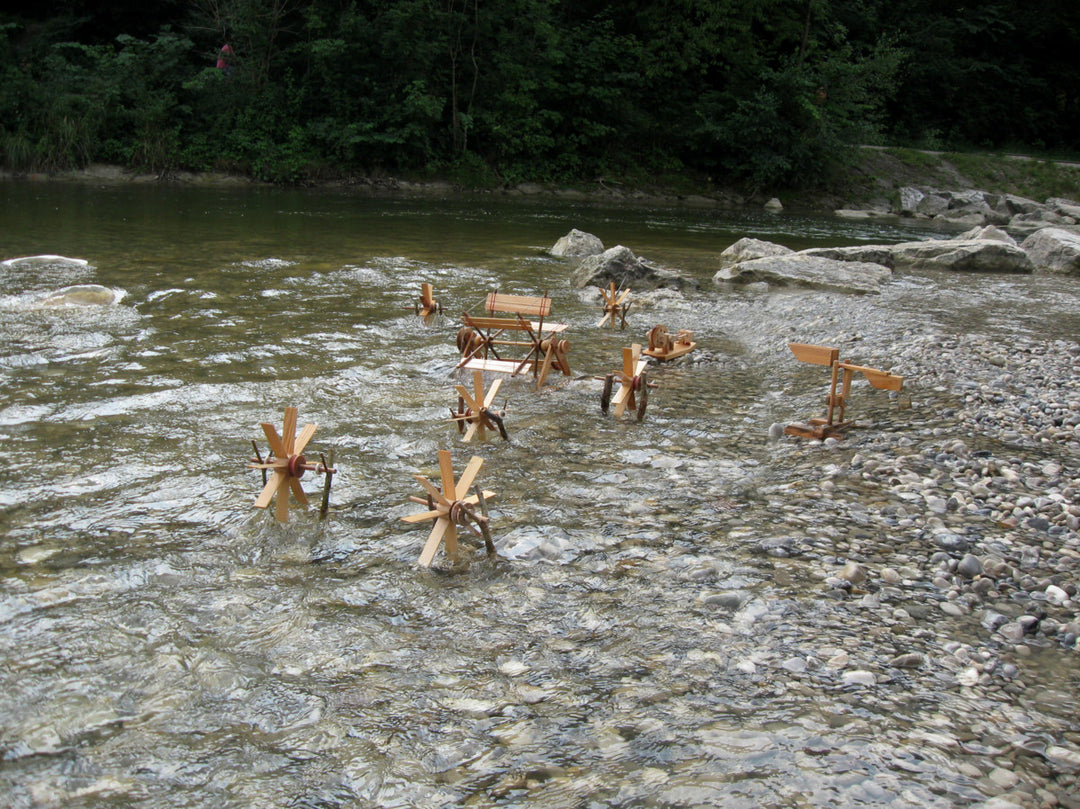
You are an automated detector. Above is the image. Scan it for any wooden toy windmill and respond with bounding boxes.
[600,343,653,421]
[414,282,442,321]
[402,450,497,567]
[784,343,904,440]
[249,406,337,521]
[597,281,631,329]
[449,369,508,442]
[642,324,697,361]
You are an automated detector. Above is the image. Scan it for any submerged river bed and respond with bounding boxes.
[0,182,1078,808]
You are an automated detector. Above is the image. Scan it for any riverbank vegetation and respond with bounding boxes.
[2,1,1078,191]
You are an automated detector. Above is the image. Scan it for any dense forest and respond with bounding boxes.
[2,1,1078,189]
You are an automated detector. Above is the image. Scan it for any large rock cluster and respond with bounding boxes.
[895,188,1080,235]
[713,223,1080,292]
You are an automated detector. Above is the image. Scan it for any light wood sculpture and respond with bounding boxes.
[450,369,508,442]
[600,343,652,421]
[457,291,571,390]
[597,281,631,329]
[249,406,337,521]
[402,450,497,567]
[414,282,442,321]
[642,324,697,361]
[784,342,904,440]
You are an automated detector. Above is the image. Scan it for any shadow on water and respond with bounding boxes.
[0,181,1078,807]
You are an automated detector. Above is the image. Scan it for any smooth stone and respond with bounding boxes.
[841,670,876,686]
[957,554,984,579]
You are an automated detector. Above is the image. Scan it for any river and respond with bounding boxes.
[1,180,1078,808]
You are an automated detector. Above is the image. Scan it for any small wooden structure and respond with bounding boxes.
[642,324,697,361]
[457,291,571,390]
[600,343,651,421]
[249,406,336,521]
[597,281,631,329]
[784,342,904,440]
[450,369,508,442]
[402,450,497,567]
[414,282,442,321]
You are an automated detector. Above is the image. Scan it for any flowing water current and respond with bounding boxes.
[0,181,1078,808]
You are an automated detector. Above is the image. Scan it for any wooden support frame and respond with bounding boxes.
[600,343,653,421]
[402,450,497,567]
[456,290,571,390]
[642,324,697,361]
[597,281,631,329]
[248,406,337,521]
[450,369,508,442]
[784,342,904,440]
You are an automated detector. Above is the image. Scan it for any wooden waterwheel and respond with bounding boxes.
[249,406,336,521]
[402,450,497,567]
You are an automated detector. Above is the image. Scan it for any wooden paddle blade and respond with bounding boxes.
[862,369,904,391]
[275,481,290,522]
[615,288,631,305]
[484,378,502,408]
[290,476,309,506]
[443,522,459,557]
[438,450,456,501]
[293,422,318,455]
[462,421,479,443]
[418,518,450,567]
[455,385,482,412]
[622,346,636,378]
[789,343,839,366]
[261,423,287,459]
[455,455,484,496]
[282,407,298,454]
[403,509,443,524]
[612,381,633,416]
[413,474,450,507]
[255,470,286,509]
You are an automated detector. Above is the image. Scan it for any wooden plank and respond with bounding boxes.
[643,341,697,361]
[486,292,551,318]
[463,358,536,375]
[789,342,839,367]
[461,315,567,334]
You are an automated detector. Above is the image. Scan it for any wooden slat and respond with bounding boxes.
[486,292,551,318]
[789,343,839,366]
[463,358,535,375]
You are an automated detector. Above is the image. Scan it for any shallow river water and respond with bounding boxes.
[1,181,1078,808]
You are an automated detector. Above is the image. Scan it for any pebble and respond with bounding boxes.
[841,670,876,686]
[957,554,983,579]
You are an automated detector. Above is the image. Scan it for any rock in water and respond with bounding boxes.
[40,284,121,306]
[550,229,604,258]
